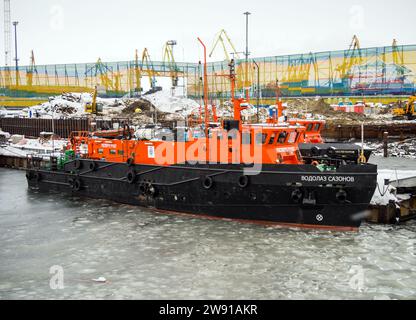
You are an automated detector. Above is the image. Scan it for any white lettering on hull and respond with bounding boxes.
[301,176,355,183]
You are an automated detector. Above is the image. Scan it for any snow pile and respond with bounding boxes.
[0,136,67,159]
[365,138,416,159]
[0,129,11,140]
[371,169,415,206]
[17,93,126,119]
[0,145,29,158]
[142,90,199,116]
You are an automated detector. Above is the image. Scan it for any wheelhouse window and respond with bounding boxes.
[98,149,103,154]
[268,133,276,145]
[307,124,313,132]
[287,131,298,143]
[277,131,288,144]
[110,150,117,155]
[314,123,321,131]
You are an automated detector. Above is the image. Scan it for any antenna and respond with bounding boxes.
[4,0,11,67]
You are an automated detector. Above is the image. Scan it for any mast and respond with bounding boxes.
[197,37,210,162]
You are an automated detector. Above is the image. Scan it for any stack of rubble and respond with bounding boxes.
[19,93,126,119]
[365,138,416,159]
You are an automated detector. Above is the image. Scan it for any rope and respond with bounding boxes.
[376,182,389,197]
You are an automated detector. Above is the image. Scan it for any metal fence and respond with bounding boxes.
[0,118,131,138]
[0,44,415,100]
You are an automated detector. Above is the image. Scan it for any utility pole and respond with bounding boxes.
[13,21,19,86]
[243,12,251,100]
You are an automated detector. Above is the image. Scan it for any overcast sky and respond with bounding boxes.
[1,0,415,66]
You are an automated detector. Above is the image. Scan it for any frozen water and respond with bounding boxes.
[1,167,416,300]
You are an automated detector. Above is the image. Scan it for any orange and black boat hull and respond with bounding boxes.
[26,160,377,231]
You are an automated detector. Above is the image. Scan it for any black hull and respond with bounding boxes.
[26,160,378,231]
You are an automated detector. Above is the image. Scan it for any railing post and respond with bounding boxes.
[383,131,389,158]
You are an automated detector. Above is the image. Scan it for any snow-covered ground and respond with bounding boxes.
[21,93,126,118]
[0,136,67,159]
[371,169,415,206]
[1,91,204,119]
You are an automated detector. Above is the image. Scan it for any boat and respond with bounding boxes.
[26,60,378,231]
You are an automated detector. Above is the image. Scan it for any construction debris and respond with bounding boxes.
[365,138,416,159]
[13,93,126,119]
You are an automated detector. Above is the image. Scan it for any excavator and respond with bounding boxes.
[84,86,99,114]
[392,95,416,120]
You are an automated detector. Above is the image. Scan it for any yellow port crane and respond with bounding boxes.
[130,49,142,95]
[209,29,240,62]
[163,41,179,88]
[26,50,40,87]
[142,48,158,90]
[208,29,249,91]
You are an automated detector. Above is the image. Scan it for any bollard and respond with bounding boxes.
[383,131,388,158]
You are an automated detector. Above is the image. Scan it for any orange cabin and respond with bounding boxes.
[288,119,325,144]
[69,124,306,166]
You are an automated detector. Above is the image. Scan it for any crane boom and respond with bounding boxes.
[142,48,158,89]
[209,29,240,61]
[163,41,179,88]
